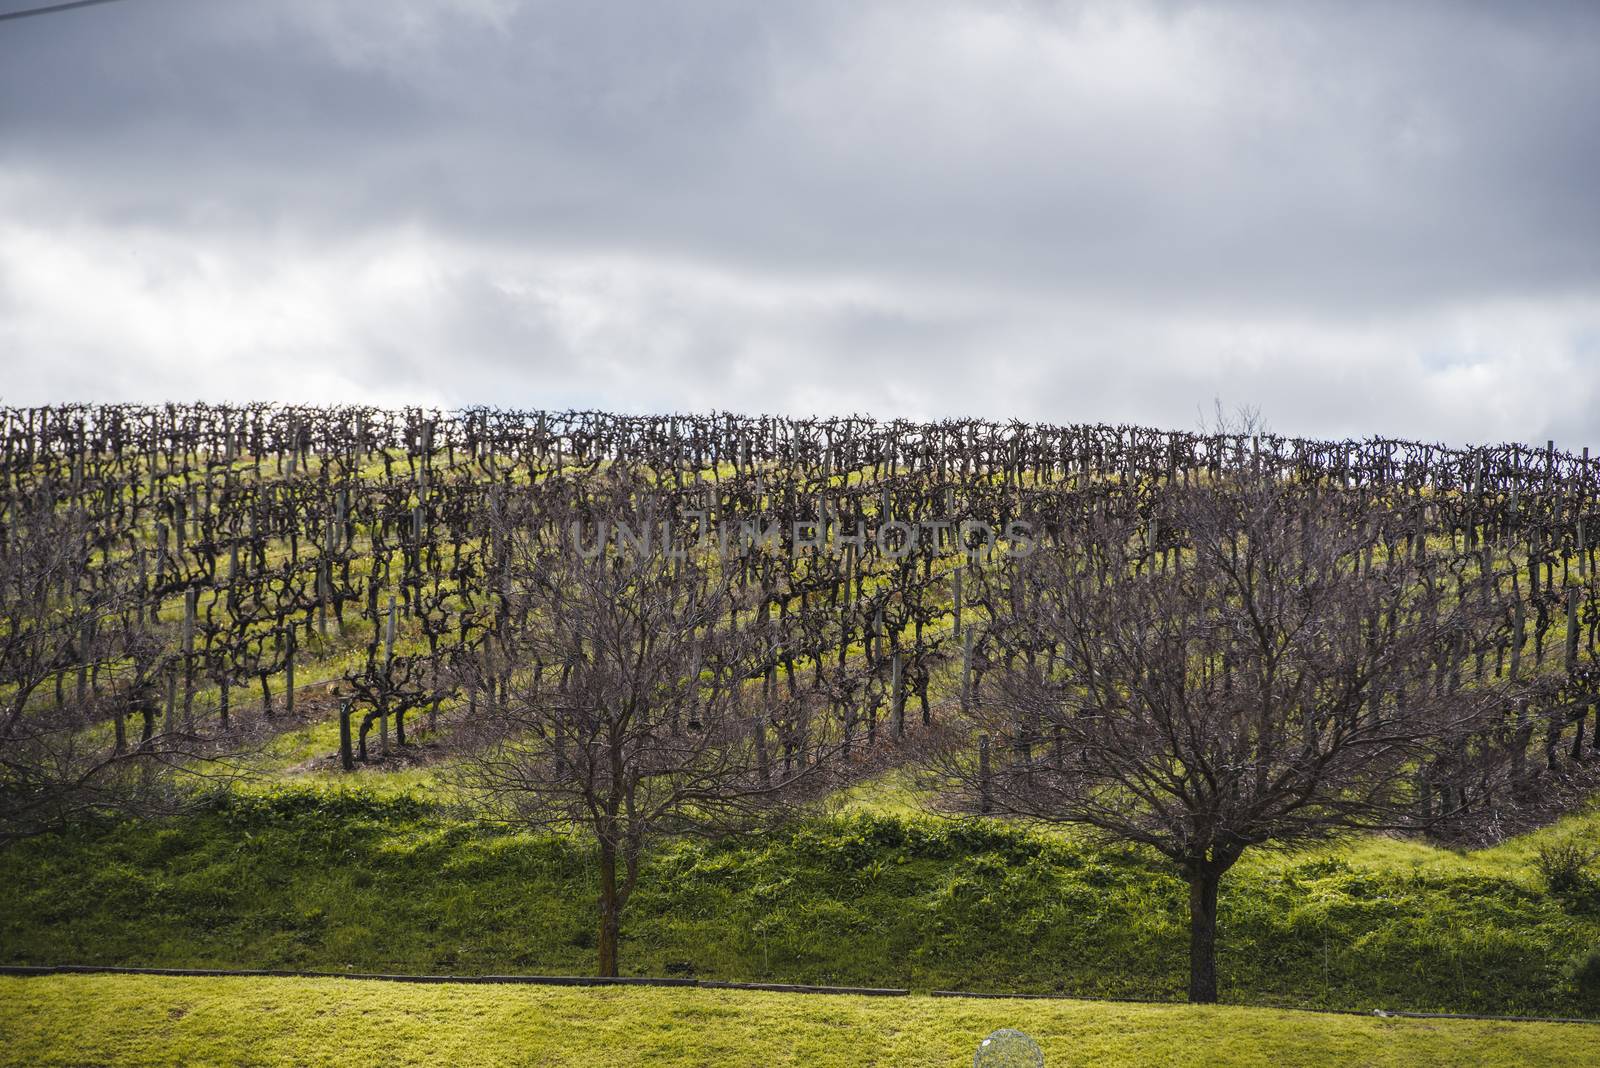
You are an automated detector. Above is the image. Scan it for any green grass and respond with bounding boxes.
[0,974,1591,1067]
[4,787,1599,1018]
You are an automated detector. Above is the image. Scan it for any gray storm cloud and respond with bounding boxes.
[0,0,1597,445]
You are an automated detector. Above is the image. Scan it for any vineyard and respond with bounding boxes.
[5,403,1600,1017]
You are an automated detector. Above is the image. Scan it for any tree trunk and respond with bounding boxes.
[597,839,622,978]
[1187,865,1222,1003]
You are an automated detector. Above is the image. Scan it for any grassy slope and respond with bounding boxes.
[0,974,1590,1068]
[4,786,1599,1018]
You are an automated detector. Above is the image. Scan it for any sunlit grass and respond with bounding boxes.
[1,974,1591,1068]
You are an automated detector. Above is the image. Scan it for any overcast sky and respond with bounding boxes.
[1,0,1597,446]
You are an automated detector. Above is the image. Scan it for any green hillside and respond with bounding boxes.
[4,785,1599,1018]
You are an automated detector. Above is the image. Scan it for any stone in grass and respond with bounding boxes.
[974,1027,1044,1067]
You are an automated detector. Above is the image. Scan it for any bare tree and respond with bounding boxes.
[0,487,224,840]
[454,480,839,976]
[936,472,1512,1002]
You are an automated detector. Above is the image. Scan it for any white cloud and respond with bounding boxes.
[3,212,1596,447]
[0,0,1596,447]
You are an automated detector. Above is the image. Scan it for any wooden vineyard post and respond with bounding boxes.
[961,628,974,713]
[218,663,230,731]
[843,698,855,762]
[284,628,296,719]
[891,651,905,739]
[381,595,395,757]
[136,549,148,625]
[75,623,89,709]
[428,667,439,736]
[754,705,770,788]
[1573,699,1590,763]
[181,590,196,731]
[317,548,330,638]
[978,734,993,815]
[1583,448,1593,579]
[164,661,177,736]
[952,564,963,638]
[1547,702,1563,771]
[1567,586,1579,672]
[1511,598,1525,681]
[154,523,167,591]
[499,655,512,720]
[483,640,496,717]
[339,699,355,771]
[1514,698,1530,783]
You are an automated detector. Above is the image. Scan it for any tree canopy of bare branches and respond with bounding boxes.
[938,472,1517,1001]
[453,479,843,975]
[0,486,228,840]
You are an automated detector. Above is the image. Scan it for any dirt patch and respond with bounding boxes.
[288,735,454,776]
